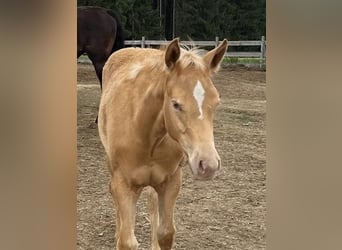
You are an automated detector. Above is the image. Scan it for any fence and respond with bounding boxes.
[78,36,266,68]
[124,36,266,60]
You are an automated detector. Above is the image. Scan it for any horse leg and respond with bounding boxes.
[86,53,106,89]
[155,167,182,250]
[90,59,106,124]
[148,187,161,250]
[110,172,142,250]
[109,182,121,242]
[107,158,121,241]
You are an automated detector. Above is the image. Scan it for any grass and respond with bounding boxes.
[223,57,265,64]
[222,57,266,70]
[78,54,266,69]
[78,55,90,63]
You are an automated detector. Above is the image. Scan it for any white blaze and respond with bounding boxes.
[193,80,205,119]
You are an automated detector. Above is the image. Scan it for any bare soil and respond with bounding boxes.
[77,63,266,250]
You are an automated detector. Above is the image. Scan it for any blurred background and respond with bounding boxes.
[77,0,265,41]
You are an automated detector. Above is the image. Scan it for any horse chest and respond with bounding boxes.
[128,156,181,187]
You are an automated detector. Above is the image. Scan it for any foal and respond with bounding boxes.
[98,38,228,250]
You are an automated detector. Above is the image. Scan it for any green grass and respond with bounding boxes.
[223,57,265,64]
[222,57,266,70]
[78,54,266,69]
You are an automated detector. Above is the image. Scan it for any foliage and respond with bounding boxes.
[77,0,265,41]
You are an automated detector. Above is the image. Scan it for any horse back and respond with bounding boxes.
[102,48,163,92]
[77,7,118,55]
[78,7,115,36]
[99,48,165,157]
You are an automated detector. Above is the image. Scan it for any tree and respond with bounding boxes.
[165,0,174,40]
[77,0,266,41]
[129,0,162,39]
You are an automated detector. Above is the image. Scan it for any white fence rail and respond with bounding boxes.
[124,36,266,59]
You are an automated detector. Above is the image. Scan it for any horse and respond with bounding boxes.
[98,38,228,250]
[77,6,124,124]
[77,6,124,86]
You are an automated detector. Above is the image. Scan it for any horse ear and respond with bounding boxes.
[204,39,228,73]
[165,38,181,69]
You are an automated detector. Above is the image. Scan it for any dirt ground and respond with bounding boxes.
[77,63,266,250]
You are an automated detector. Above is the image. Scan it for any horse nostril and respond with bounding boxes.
[217,159,221,170]
[199,160,205,173]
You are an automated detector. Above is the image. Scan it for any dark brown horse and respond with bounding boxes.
[77,6,124,124]
[77,6,124,88]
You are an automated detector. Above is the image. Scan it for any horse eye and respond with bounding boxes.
[172,100,183,111]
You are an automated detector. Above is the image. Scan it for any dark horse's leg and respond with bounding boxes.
[87,53,107,125]
[92,61,105,91]
[93,60,106,125]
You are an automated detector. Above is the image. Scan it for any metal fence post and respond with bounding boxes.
[142,36,145,48]
[215,36,219,48]
[260,36,266,69]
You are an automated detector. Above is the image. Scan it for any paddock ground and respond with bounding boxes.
[77,63,266,249]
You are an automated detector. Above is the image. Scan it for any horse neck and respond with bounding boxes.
[134,74,168,151]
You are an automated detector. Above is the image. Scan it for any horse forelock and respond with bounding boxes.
[158,42,207,73]
[177,48,207,72]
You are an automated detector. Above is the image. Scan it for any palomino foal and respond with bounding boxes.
[98,38,228,250]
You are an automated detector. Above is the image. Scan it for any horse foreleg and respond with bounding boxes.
[109,184,121,242]
[110,172,142,250]
[148,187,161,250]
[155,167,182,250]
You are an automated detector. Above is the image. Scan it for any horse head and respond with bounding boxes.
[163,38,228,180]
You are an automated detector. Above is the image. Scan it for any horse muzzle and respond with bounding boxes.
[189,156,221,181]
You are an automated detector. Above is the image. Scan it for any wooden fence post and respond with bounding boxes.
[142,36,145,48]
